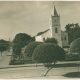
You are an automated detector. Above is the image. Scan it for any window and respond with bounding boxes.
[55,27,58,33]
[55,19,56,22]
[61,37,63,41]
[65,36,67,41]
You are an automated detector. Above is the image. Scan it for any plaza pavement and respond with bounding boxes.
[0,51,80,79]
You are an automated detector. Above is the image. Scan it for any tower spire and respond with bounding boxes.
[54,6,58,16]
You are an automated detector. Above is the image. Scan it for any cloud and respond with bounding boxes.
[0,1,80,40]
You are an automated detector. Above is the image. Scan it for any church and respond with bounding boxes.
[35,6,68,47]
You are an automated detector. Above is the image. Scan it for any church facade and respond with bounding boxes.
[35,6,68,47]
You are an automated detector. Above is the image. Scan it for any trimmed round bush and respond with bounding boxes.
[45,38,58,44]
[32,43,65,64]
[24,42,42,57]
[70,38,80,54]
[69,38,80,61]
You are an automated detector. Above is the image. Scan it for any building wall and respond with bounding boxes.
[51,15,62,47]
[35,35,43,42]
[61,31,68,47]
[35,7,68,47]
[35,30,51,42]
[42,30,51,40]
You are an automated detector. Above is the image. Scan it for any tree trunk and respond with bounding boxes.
[44,62,57,76]
[78,63,79,72]
[54,62,56,65]
[19,55,20,60]
[54,60,57,65]
[1,52,2,56]
[44,67,53,76]
[36,63,37,67]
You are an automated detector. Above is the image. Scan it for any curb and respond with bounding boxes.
[0,64,43,69]
[0,61,80,69]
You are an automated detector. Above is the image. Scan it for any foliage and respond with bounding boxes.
[12,33,33,55]
[32,43,65,76]
[45,38,58,44]
[70,38,80,54]
[65,54,80,61]
[12,43,21,55]
[11,33,33,64]
[65,23,80,44]
[0,39,10,55]
[13,33,33,48]
[66,38,80,61]
[32,43,65,64]
[24,41,42,57]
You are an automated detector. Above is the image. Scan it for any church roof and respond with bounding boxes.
[54,6,59,16]
[36,29,50,36]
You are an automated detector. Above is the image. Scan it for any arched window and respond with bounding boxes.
[55,19,56,22]
[61,37,63,41]
[55,27,58,33]
[65,36,67,41]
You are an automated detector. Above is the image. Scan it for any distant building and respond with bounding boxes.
[35,6,68,47]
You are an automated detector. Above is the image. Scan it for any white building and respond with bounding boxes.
[35,6,68,47]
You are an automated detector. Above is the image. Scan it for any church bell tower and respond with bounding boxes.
[51,6,62,47]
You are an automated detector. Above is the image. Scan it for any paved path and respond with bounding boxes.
[0,52,80,78]
[0,51,11,68]
[0,65,79,79]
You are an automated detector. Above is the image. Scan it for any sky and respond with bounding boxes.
[0,1,80,40]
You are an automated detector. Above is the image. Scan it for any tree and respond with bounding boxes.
[66,38,80,61]
[13,33,33,48]
[65,23,80,44]
[0,39,10,56]
[70,38,80,72]
[12,33,33,54]
[24,42,42,58]
[12,33,33,64]
[32,43,65,76]
[12,43,21,55]
[45,38,58,45]
[70,38,80,54]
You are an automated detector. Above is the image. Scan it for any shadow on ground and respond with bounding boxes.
[63,72,80,78]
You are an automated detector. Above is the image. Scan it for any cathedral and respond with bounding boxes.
[35,6,68,47]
